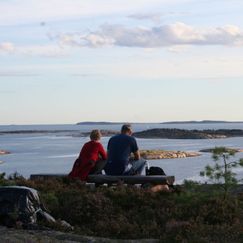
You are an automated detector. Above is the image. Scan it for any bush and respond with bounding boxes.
[200,146,243,198]
[1,175,243,241]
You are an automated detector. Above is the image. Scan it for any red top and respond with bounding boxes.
[69,141,107,181]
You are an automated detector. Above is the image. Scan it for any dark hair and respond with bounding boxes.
[121,124,132,134]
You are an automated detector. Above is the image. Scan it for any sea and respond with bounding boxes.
[1,123,243,184]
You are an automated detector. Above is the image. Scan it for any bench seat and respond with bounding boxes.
[30,174,175,185]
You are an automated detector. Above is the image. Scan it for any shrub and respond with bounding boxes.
[1,174,243,241]
[200,147,243,198]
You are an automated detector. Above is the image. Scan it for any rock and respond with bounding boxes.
[0,150,10,155]
[140,150,200,160]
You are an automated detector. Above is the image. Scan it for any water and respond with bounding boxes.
[1,123,243,184]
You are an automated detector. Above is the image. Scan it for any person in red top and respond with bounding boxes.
[68,130,107,181]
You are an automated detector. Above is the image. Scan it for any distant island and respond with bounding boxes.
[133,129,243,139]
[161,120,243,124]
[76,120,243,125]
[76,121,126,125]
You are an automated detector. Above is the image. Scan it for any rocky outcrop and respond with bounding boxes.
[200,148,243,153]
[133,129,243,139]
[0,150,10,155]
[140,150,200,160]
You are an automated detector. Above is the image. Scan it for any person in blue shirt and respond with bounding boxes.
[104,124,146,176]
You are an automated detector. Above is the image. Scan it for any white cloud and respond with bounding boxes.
[56,22,243,48]
[0,42,15,53]
[0,42,68,57]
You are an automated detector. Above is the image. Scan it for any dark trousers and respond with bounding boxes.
[89,160,107,175]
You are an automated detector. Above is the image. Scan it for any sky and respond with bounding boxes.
[0,0,243,124]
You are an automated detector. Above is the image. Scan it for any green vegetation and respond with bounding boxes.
[200,147,243,197]
[0,172,243,242]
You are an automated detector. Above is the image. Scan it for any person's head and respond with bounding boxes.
[121,124,133,136]
[90,129,102,141]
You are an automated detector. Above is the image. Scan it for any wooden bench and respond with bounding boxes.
[30,174,175,186]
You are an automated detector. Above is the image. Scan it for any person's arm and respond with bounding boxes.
[131,137,140,161]
[99,144,107,160]
[133,150,140,161]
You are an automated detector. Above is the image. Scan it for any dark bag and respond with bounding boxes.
[146,166,166,176]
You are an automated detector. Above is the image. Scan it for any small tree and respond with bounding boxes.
[200,147,243,197]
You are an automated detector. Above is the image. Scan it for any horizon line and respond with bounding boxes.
[1,120,243,126]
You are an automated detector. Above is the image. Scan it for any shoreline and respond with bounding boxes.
[1,128,243,139]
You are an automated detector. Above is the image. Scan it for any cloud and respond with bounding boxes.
[56,22,243,48]
[128,12,189,24]
[0,42,69,57]
[128,13,163,24]
[0,42,15,53]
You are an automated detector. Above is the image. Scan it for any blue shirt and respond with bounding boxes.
[104,134,139,175]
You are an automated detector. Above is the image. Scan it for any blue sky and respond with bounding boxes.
[0,0,243,124]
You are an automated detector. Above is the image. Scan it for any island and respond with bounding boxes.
[0,150,10,155]
[199,148,243,153]
[140,150,200,160]
[76,121,125,125]
[133,129,243,139]
[161,120,243,124]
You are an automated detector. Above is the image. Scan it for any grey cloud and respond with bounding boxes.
[128,12,189,23]
[128,13,163,23]
[57,22,243,48]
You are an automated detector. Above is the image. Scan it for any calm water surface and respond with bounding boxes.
[1,123,243,184]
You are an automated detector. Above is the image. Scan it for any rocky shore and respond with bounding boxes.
[140,150,200,160]
[133,129,243,139]
[2,128,243,139]
[0,150,10,155]
[199,148,243,153]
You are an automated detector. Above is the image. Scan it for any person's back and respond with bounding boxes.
[105,124,146,176]
[79,140,105,164]
[105,133,138,175]
[69,130,107,181]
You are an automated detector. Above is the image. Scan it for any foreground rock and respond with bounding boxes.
[134,129,243,139]
[140,150,200,160]
[0,150,10,155]
[0,226,158,243]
